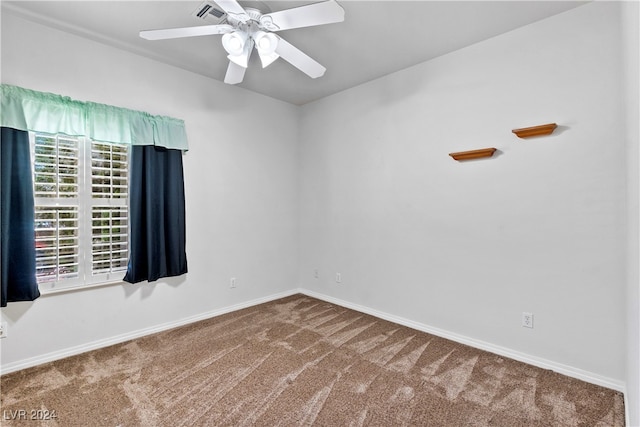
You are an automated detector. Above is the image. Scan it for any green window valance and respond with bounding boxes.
[1,84,188,150]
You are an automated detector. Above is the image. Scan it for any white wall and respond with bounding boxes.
[2,3,637,422]
[0,11,300,369]
[299,1,627,386]
[622,0,640,424]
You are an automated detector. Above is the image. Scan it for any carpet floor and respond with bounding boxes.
[0,294,625,426]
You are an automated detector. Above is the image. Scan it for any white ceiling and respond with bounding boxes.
[2,0,587,105]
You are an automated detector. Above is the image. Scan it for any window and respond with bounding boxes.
[31,133,129,291]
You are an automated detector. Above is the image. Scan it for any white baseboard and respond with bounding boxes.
[0,289,299,375]
[1,287,626,399]
[298,288,627,395]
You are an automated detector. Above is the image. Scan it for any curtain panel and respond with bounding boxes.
[1,127,40,307]
[123,145,188,284]
[1,84,188,150]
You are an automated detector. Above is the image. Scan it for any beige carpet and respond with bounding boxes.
[0,294,625,426]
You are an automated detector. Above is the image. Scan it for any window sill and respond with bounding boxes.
[39,278,129,296]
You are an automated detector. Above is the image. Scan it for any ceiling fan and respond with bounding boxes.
[140,0,345,84]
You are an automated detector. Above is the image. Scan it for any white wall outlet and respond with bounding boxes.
[314,269,319,279]
[336,273,341,283]
[0,322,7,338]
[230,277,236,288]
[522,312,534,328]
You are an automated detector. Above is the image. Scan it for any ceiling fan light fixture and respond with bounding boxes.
[258,37,270,50]
[254,31,278,54]
[227,38,253,68]
[253,31,280,68]
[222,31,248,56]
[229,38,242,50]
[258,52,279,68]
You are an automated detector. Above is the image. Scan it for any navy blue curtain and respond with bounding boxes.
[1,127,40,306]
[124,145,187,283]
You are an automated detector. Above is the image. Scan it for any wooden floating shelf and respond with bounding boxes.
[512,123,557,138]
[449,147,497,161]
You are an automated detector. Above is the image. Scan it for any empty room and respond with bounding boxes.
[1,0,639,425]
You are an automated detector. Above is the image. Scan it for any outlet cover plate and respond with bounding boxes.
[522,312,534,328]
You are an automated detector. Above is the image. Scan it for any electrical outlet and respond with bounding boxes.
[230,277,236,289]
[0,322,7,338]
[314,269,319,279]
[336,273,341,283]
[522,312,534,328]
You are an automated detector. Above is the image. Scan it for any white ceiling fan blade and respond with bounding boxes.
[140,24,233,40]
[224,60,246,84]
[260,0,345,31]
[275,37,326,79]
[214,0,251,23]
